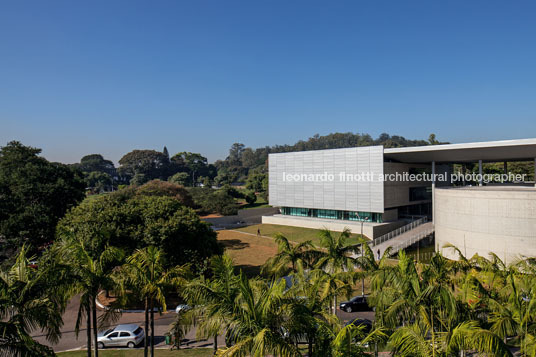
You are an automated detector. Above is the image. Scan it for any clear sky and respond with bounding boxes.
[1,0,535,164]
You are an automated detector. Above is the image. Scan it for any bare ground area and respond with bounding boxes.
[217,230,279,277]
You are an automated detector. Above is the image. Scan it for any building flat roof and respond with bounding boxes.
[383,138,536,163]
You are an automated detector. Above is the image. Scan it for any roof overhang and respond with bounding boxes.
[383,138,536,164]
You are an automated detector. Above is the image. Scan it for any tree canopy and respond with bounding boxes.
[0,141,85,262]
[57,192,221,268]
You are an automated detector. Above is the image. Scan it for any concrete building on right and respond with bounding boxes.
[387,139,536,264]
[434,186,536,263]
[264,138,536,264]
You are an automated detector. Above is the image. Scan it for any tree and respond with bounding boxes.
[227,143,245,167]
[315,228,358,274]
[55,235,124,357]
[120,246,189,357]
[86,171,113,193]
[184,255,241,352]
[57,194,221,269]
[169,172,190,186]
[0,141,85,262]
[0,246,68,356]
[74,154,116,175]
[244,191,257,205]
[118,150,169,182]
[162,146,169,161]
[133,179,194,207]
[245,171,267,193]
[171,152,208,186]
[261,234,314,277]
[214,275,301,357]
[429,133,440,145]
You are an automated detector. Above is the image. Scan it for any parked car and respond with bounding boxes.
[175,304,191,314]
[345,318,373,334]
[97,324,144,348]
[339,295,373,313]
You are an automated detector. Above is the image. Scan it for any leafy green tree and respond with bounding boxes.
[169,172,190,186]
[245,171,267,193]
[0,246,68,356]
[226,143,245,167]
[0,141,85,262]
[86,171,113,192]
[171,152,208,186]
[118,149,169,182]
[74,154,116,175]
[133,179,194,207]
[57,194,221,268]
[131,172,148,186]
[244,191,257,205]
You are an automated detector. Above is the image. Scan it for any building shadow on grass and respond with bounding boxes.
[220,239,250,250]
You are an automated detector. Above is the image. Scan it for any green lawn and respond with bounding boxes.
[57,348,213,357]
[236,224,368,246]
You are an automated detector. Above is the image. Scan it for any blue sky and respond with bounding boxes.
[1,0,535,163]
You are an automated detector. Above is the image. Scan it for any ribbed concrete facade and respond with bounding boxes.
[435,187,536,263]
[268,146,384,213]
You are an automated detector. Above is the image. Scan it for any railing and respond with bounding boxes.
[389,227,435,254]
[369,216,428,247]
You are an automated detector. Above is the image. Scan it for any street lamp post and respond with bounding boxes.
[360,219,365,297]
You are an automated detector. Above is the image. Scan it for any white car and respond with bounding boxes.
[97,324,144,348]
[175,304,191,314]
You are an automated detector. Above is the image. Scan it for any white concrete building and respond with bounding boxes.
[263,138,536,263]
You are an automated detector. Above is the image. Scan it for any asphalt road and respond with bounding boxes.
[32,298,375,352]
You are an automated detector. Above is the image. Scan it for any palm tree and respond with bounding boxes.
[311,269,353,314]
[120,246,189,357]
[0,246,68,356]
[215,274,301,357]
[284,266,341,356]
[315,228,358,274]
[57,235,123,357]
[389,319,512,356]
[183,254,241,352]
[331,322,387,357]
[485,257,536,355]
[261,234,315,277]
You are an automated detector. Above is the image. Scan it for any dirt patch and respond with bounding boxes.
[217,230,279,277]
[200,213,224,218]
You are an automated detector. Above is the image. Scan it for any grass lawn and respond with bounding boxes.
[236,224,368,246]
[57,348,213,357]
[217,230,279,277]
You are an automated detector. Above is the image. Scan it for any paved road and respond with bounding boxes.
[32,298,375,352]
[31,298,215,352]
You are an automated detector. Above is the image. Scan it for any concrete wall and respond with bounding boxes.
[268,146,384,213]
[262,214,405,239]
[435,186,536,264]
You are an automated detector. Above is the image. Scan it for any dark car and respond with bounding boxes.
[339,295,373,313]
[345,318,373,334]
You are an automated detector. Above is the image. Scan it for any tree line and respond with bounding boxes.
[70,132,446,194]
